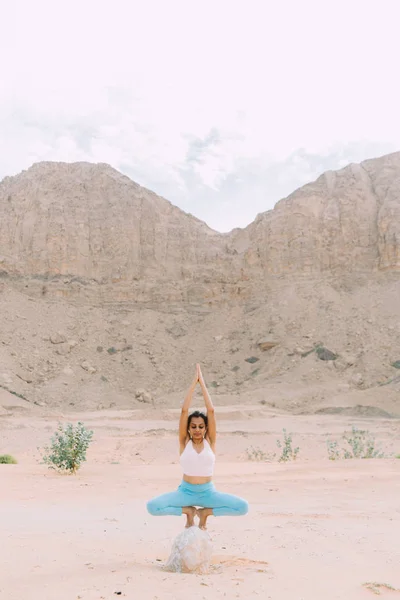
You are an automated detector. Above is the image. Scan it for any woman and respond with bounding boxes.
[147,364,249,530]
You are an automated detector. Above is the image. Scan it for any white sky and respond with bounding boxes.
[1,0,399,231]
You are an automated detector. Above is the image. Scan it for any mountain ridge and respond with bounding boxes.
[0,153,399,306]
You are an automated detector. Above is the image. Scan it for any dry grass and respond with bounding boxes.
[362,582,399,595]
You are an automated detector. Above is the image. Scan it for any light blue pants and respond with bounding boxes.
[146,480,249,517]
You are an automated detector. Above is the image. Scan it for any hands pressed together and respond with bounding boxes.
[194,363,205,386]
[181,362,215,436]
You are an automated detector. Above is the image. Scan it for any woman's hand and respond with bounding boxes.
[196,363,204,384]
[192,365,199,385]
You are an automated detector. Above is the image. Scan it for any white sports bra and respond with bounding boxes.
[180,438,215,477]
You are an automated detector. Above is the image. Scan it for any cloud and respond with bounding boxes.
[174,140,397,232]
[1,0,400,231]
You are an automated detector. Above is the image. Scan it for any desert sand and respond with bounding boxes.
[1,405,399,600]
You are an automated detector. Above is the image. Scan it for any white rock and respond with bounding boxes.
[350,372,364,387]
[164,526,213,574]
[81,361,97,374]
[50,332,67,344]
[135,388,153,403]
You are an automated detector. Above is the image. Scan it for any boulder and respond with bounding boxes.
[257,337,279,351]
[166,323,187,339]
[135,388,153,403]
[80,361,97,374]
[315,346,337,361]
[50,332,67,344]
[245,356,259,364]
[350,372,365,387]
[164,526,213,574]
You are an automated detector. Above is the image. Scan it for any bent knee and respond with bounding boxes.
[146,499,159,515]
[236,498,249,515]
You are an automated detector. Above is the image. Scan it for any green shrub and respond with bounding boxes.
[327,426,385,460]
[0,454,17,464]
[327,440,340,461]
[245,429,300,462]
[40,422,94,474]
[276,428,300,462]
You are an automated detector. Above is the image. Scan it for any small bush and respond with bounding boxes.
[327,426,385,460]
[276,428,300,462]
[327,440,340,461]
[245,429,300,462]
[40,422,94,474]
[0,454,17,464]
[246,446,275,462]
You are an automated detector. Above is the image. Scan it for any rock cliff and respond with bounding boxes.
[1,153,399,308]
[233,152,400,275]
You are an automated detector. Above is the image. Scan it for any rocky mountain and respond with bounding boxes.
[232,152,400,275]
[1,154,400,305]
[0,162,237,305]
[0,154,399,412]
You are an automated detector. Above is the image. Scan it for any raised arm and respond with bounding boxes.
[179,368,198,450]
[197,364,216,447]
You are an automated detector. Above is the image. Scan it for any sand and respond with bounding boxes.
[1,407,399,600]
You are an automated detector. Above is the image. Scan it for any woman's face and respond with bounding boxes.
[189,417,206,441]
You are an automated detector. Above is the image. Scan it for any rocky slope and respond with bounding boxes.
[0,154,399,412]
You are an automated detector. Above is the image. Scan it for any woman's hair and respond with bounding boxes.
[187,410,208,428]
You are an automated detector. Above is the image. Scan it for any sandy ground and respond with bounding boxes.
[1,407,400,600]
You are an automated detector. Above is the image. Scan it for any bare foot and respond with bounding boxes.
[182,506,196,528]
[196,508,213,530]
